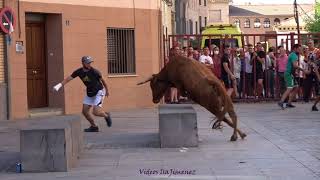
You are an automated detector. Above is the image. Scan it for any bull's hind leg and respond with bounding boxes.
[222,117,247,139]
[228,111,239,141]
[212,119,223,129]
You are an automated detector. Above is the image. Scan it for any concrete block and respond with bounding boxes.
[159,104,198,148]
[0,83,7,121]
[49,116,83,167]
[20,115,83,172]
[20,127,72,172]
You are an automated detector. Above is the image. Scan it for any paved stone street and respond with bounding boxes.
[0,103,320,180]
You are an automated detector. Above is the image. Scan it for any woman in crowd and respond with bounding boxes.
[265,47,276,98]
[212,46,221,79]
[276,46,288,96]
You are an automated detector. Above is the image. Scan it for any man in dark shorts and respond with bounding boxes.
[311,62,320,111]
[221,45,237,97]
[252,42,266,98]
[53,56,112,132]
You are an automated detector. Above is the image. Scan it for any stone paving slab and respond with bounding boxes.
[0,103,320,179]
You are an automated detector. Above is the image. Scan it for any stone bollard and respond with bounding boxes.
[20,115,82,172]
[158,104,198,148]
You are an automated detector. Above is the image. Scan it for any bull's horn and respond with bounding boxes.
[137,75,153,85]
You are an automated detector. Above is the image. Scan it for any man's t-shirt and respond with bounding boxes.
[199,55,213,64]
[71,68,103,96]
[276,54,288,73]
[255,51,266,73]
[221,53,230,78]
[286,52,298,75]
[244,52,253,73]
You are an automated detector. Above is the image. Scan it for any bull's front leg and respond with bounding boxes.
[174,84,188,97]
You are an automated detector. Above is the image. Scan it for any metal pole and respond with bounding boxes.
[294,0,301,44]
[5,35,11,120]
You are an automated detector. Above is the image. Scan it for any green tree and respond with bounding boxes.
[305,2,320,32]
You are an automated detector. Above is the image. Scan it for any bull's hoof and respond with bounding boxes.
[230,135,238,141]
[240,133,247,139]
[212,121,222,129]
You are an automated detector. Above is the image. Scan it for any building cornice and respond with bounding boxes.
[208,0,231,4]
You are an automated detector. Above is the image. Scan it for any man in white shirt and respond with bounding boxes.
[199,47,213,66]
[244,44,254,98]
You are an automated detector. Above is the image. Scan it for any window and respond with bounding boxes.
[189,20,193,34]
[204,0,207,6]
[274,18,280,26]
[199,0,201,5]
[199,16,202,31]
[234,19,240,27]
[205,17,207,27]
[254,18,261,28]
[205,38,239,49]
[264,18,270,28]
[196,21,198,34]
[244,18,250,28]
[185,20,188,34]
[107,28,136,74]
[181,19,187,34]
[209,10,222,22]
[165,27,168,36]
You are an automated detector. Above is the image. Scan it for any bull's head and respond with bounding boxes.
[137,74,170,103]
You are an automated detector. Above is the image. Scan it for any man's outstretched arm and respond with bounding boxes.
[53,76,74,92]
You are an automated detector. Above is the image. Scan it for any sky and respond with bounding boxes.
[232,0,316,4]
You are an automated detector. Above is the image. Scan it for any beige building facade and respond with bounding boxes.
[174,0,231,35]
[229,4,314,45]
[208,0,230,25]
[186,0,209,34]
[162,0,175,36]
[4,0,163,119]
[175,0,210,35]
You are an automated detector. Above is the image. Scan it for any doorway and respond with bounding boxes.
[26,17,48,109]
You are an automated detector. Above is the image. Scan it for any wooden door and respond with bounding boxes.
[26,22,47,108]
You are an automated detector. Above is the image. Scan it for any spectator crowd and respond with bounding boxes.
[166,40,320,111]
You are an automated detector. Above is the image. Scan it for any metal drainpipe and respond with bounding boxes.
[4,0,12,120]
[4,34,11,120]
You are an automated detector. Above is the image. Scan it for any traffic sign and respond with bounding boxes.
[0,7,15,34]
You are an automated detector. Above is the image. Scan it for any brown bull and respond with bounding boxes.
[137,55,246,141]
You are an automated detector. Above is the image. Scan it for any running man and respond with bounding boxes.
[53,56,112,132]
[311,62,320,111]
[278,44,306,109]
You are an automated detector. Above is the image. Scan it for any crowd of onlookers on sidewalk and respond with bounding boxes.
[165,40,320,111]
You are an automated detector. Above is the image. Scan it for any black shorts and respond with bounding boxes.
[222,76,232,89]
[255,70,264,80]
[296,77,304,87]
[316,82,320,96]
